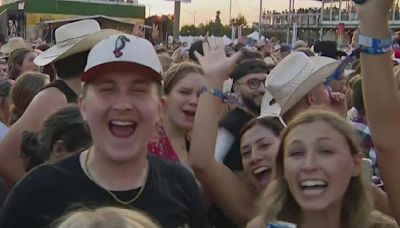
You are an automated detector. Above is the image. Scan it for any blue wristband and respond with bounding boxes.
[358,33,393,55]
[200,86,244,107]
[200,86,225,99]
[359,46,393,55]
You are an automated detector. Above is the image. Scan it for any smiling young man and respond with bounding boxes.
[0,34,207,228]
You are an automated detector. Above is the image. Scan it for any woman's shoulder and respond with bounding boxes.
[370,210,399,228]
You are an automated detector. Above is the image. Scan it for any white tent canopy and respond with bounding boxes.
[247,31,260,41]
[222,35,232,46]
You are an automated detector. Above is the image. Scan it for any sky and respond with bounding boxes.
[138,0,321,26]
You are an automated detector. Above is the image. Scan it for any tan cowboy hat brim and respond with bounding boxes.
[0,39,27,55]
[0,52,9,59]
[34,29,122,66]
[280,60,340,115]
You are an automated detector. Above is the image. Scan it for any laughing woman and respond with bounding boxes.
[148,62,203,166]
[190,45,285,227]
[248,110,397,228]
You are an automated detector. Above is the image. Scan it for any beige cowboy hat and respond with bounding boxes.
[266,52,340,115]
[34,19,121,66]
[259,89,286,127]
[294,40,308,49]
[0,37,26,58]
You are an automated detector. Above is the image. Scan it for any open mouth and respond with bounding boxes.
[253,166,272,187]
[299,180,328,195]
[182,110,196,119]
[108,120,137,138]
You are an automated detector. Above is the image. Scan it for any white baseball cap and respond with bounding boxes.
[83,34,163,83]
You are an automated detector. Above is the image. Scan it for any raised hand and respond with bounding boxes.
[329,91,348,118]
[194,41,242,84]
[152,24,159,43]
[132,24,145,38]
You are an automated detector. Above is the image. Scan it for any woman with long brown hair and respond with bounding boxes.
[248,110,397,228]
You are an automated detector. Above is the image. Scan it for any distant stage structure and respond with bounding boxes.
[0,0,145,41]
[257,0,400,44]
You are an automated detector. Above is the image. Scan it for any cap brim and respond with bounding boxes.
[281,60,340,115]
[34,29,122,66]
[82,62,162,83]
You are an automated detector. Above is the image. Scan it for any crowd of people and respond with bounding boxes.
[265,3,400,28]
[0,0,399,227]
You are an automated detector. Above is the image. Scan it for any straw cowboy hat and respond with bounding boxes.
[259,89,286,127]
[34,19,121,66]
[0,37,26,58]
[266,52,340,115]
[294,40,308,49]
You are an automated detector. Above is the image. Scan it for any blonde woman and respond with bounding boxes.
[149,62,203,166]
[247,110,397,228]
[53,207,160,228]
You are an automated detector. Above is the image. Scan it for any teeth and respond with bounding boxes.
[110,121,135,127]
[253,167,270,175]
[300,180,327,187]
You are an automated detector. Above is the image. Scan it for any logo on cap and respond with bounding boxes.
[114,35,131,58]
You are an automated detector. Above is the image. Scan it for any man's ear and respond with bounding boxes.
[160,96,167,111]
[307,92,316,105]
[78,95,86,121]
[153,98,164,134]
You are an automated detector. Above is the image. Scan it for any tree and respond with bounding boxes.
[231,14,247,27]
[180,25,199,36]
[179,11,245,37]
[215,11,221,24]
[209,11,225,36]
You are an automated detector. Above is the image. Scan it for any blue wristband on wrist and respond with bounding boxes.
[200,86,244,107]
[200,86,225,99]
[358,33,393,55]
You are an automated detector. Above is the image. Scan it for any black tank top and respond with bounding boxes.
[41,80,78,103]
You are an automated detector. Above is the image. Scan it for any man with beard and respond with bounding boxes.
[215,55,268,172]
[210,52,269,228]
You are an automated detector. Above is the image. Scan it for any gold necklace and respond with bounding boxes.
[84,149,148,205]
